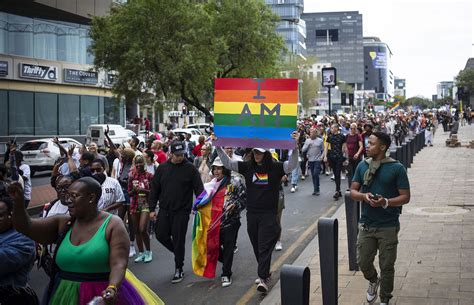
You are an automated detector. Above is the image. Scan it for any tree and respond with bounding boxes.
[89,0,285,121]
[404,96,434,109]
[456,68,474,97]
[281,55,320,112]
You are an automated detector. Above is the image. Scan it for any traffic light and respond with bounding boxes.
[349,93,354,106]
[341,93,346,105]
[182,105,188,116]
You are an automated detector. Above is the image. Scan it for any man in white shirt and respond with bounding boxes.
[91,159,125,214]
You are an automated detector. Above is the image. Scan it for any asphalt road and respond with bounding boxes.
[28,170,346,305]
[31,170,53,187]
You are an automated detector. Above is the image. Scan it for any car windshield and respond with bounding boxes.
[20,141,48,151]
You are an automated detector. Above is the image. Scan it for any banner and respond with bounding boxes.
[213,78,298,149]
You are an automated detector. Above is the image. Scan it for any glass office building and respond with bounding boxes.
[266,0,307,58]
[302,11,364,89]
[363,37,394,100]
[0,0,124,141]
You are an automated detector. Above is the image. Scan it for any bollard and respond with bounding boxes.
[421,130,426,148]
[395,146,402,163]
[344,191,359,271]
[409,139,415,165]
[414,133,420,154]
[389,148,397,160]
[318,217,338,305]
[401,143,408,168]
[406,139,412,168]
[281,265,310,305]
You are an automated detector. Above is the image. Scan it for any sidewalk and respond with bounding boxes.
[262,124,474,305]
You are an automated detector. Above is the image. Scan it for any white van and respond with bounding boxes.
[86,124,130,147]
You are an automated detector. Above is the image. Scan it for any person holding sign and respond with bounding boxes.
[212,132,299,294]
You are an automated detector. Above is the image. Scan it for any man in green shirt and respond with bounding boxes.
[350,131,410,305]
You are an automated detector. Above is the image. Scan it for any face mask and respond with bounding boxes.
[92,172,106,185]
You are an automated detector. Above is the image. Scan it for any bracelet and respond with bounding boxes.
[106,285,118,293]
[383,198,389,209]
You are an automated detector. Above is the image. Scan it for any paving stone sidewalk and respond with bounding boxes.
[261,124,474,305]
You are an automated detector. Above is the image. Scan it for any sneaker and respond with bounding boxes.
[254,278,261,285]
[366,277,380,304]
[290,186,296,193]
[333,191,341,200]
[257,277,270,293]
[134,252,145,263]
[341,175,346,180]
[331,174,335,179]
[234,246,239,254]
[301,176,305,180]
[129,245,136,258]
[171,269,184,284]
[143,250,153,263]
[275,241,282,251]
[315,191,320,196]
[221,276,232,287]
[380,302,389,305]
[325,171,330,176]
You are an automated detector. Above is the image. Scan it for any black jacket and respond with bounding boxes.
[149,159,203,214]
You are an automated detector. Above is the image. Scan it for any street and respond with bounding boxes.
[28,170,345,305]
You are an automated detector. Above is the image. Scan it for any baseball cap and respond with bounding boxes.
[170,141,186,155]
[252,148,266,153]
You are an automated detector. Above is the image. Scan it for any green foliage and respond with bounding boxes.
[89,0,285,120]
[404,96,436,109]
[456,68,474,94]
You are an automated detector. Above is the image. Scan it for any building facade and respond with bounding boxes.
[363,37,394,101]
[437,81,454,99]
[394,78,406,97]
[0,0,124,142]
[266,0,307,58]
[302,11,364,89]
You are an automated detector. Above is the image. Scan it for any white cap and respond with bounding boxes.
[252,148,266,153]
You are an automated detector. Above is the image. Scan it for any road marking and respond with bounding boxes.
[236,203,340,305]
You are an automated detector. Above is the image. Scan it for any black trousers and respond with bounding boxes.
[0,286,39,305]
[219,220,241,277]
[328,156,344,192]
[155,209,190,269]
[247,212,281,279]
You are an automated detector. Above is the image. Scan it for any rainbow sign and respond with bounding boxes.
[213,78,298,149]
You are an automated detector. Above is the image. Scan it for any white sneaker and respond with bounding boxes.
[257,277,270,293]
[275,241,283,251]
[255,278,261,285]
[221,276,232,287]
[341,175,346,180]
[331,175,335,179]
[301,176,305,180]
[380,303,389,305]
[290,186,295,193]
[366,277,380,304]
[129,245,136,258]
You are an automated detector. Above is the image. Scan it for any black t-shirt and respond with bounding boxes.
[238,161,285,214]
[327,133,346,159]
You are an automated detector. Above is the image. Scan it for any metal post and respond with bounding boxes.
[421,130,426,148]
[344,191,359,271]
[409,139,415,165]
[415,133,420,153]
[389,148,397,160]
[395,146,402,163]
[281,265,310,305]
[318,217,338,305]
[406,139,412,168]
[401,142,408,168]
[328,87,332,115]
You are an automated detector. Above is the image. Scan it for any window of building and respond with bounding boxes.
[9,91,34,135]
[80,95,99,134]
[315,29,339,44]
[59,94,80,135]
[104,97,122,125]
[35,92,58,135]
[0,91,7,136]
[0,13,94,65]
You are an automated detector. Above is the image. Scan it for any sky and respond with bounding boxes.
[304,0,474,98]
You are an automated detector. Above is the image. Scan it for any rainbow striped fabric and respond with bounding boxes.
[192,178,227,278]
[389,101,401,112]
[213,78,298,149]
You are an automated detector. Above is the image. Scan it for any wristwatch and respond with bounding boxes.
[383,198,389,209]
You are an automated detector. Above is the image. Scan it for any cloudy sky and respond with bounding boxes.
[304,0,473,98]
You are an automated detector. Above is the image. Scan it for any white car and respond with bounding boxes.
[20,138,82,176]
[172,128,204,144]
[125,129,146,149]
[186,123,213,134]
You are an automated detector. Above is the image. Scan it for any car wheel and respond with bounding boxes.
[30,170,36,177]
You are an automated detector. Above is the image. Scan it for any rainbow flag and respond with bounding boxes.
[192,178,227,278]
[213,78,298,149]
[389,101,401,112]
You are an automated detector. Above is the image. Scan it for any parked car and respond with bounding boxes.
[125,129,146,149]
[186,123,213,135]
[20,138,82,176]
[172,128,203,144]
